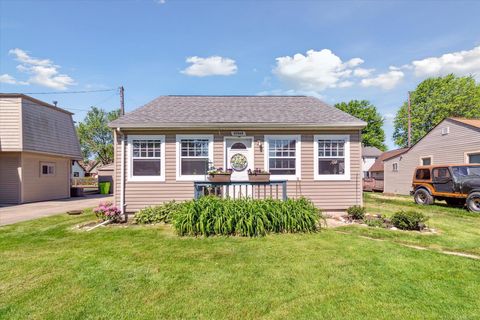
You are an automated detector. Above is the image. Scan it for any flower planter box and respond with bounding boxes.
[248,173,270,182]
[208,173,232,183]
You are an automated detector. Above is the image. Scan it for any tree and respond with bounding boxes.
[393,74,480,147]
[77,107,120,164]
[334,100,387,151]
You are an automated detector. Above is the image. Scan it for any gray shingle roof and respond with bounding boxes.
[109,95,366,128]
[362,146,383,157]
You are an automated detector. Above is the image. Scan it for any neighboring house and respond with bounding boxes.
[72,160,86,178]
[109,95,366,213]
[361,145,382,178]
[365,148,409,192]
[79,160,101,177]
[384,118,480,195]
[0,94,82,204]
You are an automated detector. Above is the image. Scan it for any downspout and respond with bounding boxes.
[117,127,126,220]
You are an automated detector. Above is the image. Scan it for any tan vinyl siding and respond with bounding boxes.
[0,152,21,203]
[384,119,480,195]
[0,97,22,151]
[21,152,70,203]
[21,99,82,158]
[115,129,362,212]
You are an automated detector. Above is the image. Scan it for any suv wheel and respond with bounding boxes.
[414,188,434,205]
[466,192,480,213]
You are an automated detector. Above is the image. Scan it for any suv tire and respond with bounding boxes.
[466,192,480,213]
[414,188,434,205]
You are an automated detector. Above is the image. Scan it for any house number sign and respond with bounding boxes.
[231,131,246,137]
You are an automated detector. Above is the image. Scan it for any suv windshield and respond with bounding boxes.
[451,166,480,178]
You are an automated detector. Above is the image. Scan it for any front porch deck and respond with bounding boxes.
[194,180,288,200]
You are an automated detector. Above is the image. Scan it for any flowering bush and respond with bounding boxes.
[94,201,122,222]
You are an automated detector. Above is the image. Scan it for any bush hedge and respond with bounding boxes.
[391,210,429,230]
[347,205,366,220]
[172,196,322,237]
[134,201,183,224]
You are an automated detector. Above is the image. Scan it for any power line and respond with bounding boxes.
[19,88,117,95]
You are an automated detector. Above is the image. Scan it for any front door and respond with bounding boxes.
[226,138,254,181]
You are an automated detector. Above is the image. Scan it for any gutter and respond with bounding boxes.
[117,128,126,219]
[108,121,367,130]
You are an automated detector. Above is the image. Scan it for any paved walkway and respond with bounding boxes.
[0,194,113,226]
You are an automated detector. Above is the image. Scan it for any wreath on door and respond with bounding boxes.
[231,153,248,171]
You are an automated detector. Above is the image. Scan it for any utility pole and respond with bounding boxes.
[407,91,411,148]
[119,86,125,115]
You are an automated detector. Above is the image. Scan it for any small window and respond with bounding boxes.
[73,172,80,177]
[433,167,451,180]
[128,135,165,181]
[265,135,301,180]
[392,163,398,172]
[468,153,480,164]
[441,127,450,135]
[314,135,350,180]
[421,157,432,166]
[40,162,55,176]
[231,142,247,150]
[176,135,213,180]
[415,169,431,180]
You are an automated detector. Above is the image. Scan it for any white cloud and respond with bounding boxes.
[272,49,368,91]
[0,73,27,85]
[154,0,166,3]
[181,56,237,77]
[411,45,480,79]
[353,68,375,77]
[360,70,404,90]
[8,48,75,90]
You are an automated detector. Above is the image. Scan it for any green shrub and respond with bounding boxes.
[391,210,429,230]
[347,205,366,220]
[134,201,183,224]
[172,196,322,237]
[364,217,384,228]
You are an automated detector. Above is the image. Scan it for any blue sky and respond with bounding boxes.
[1,0,479,149]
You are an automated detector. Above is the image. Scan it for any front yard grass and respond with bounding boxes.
[1,195,479,319]
[339,193,480,256]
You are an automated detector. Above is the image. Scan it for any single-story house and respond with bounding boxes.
[361,145,382,178]
[384,117,480,195]
[109,95,366,214]
[0,94,82,204]
[364,148,409,192]
[72,160,86,178]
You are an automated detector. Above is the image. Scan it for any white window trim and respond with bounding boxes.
[465,150,480,164]
[264,135,301,181]
[313,134,350,181]
[127,135,165,182]
[393,162,399,172]
[40,162,56,177]
[420,155,433,166]
[176,134,214,181]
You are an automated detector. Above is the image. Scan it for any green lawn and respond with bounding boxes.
[1,195,479,319]
[340,193,480,256]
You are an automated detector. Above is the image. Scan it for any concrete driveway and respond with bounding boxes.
[0,194,113,226]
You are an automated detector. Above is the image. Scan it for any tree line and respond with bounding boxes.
[77,74,480,164]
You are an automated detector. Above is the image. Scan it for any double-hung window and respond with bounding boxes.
[40,162,55,176]
[176,135,214,181]
[128,135,165,181]
[264,135,301,180]
[314,135,350,180]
